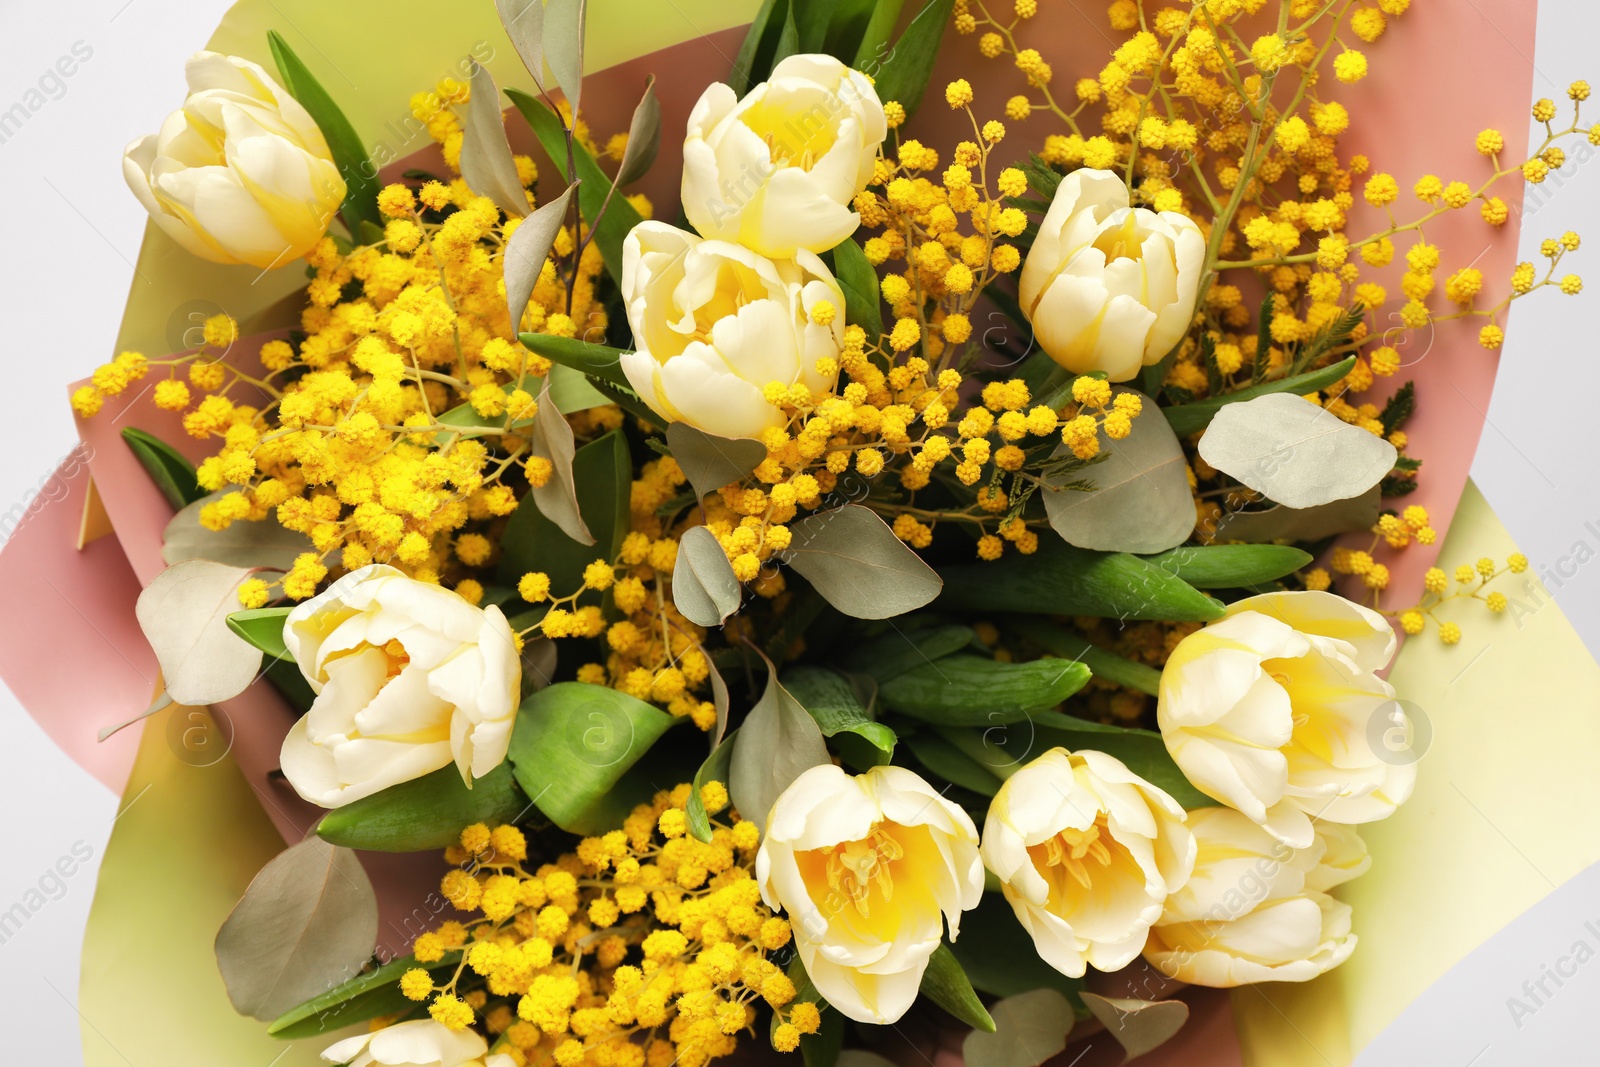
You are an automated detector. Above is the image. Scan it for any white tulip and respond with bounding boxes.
[682,53,886,257]
[980,748,1195,977]
[1018,169,1205,381]
[756,764,984,1024]
[124,52,346,269]
[280,565,520,808]
[1143,807,1369,986]
[321,1019,515,1067]
[1157,590,1415,849]
[620,221,844,439]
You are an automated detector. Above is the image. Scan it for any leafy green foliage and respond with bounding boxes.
[316,762,527,852]
[121,427,204,509]
[496,430,630,597]
[1162,356,1358,437]
[266,31,380,231]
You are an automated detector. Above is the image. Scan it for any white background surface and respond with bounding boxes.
[0,0,1597,1060]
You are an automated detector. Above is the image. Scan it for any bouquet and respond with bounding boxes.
[15,0,1598,1064]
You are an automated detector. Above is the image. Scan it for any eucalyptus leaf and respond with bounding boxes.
[685,731,736,843]
[1198,392,1398,509]
[497,430,629,597]
[267,31,381,231]
[268,950,461,1038]
[878,655,1090,726]
[214,838,378,1021]
[1212,486,1381,543]
[460,63,528,218]
[316,762,527,852]
[543,0,587,116]
[96,691,175,742]
[1162,356,1357,437]
[1044,389,1192,554]
[781,665,895,758]
[1079,993,1189,1061]
[1141,544,1312,589]
[614,76,661,187]
[495,0,547,88]
[673,526,743,628]
[505,181,577,335]
[226,606,293,661]
[667,422,767,500]
[527,376,596,546]
[162,491,312,571]
[920,942,995,1032]
[782,504,942,620]
[507,682,678,834]
[121,426,203,509]
[830,237,883,339]
[136,560,264,706]
[868,0,957,119]
[962,988,1076,1067]
[728,648,829,830]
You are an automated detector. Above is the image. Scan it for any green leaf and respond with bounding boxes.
[519,332,631,390]
[268,951,460,1038]
[225,607,293,661]
[771,0,802,68]
[507,88,645,285]
[1380,380,1415,435]
[837,623,976,683]
[1161,356,1357,437]
[1020,720,1213,810]
[870,0,958,120]
[497,430,630,597]
[265,655,316,713]
[783,504,942,620]
[728,648,830,829]
[266,31,380,231]
[121,427,203,509]
[316,762,527,852]
[507,682,679,835]
[685,732,736,843]
[781,666,896,759]
[731,0,789,94]
[920,943,995,1032]
[830,237,883,340]
[1140,544,1312,589]
[962,989,1077,1067]
[667,422,767,500]
[938,537,1225,623]
[1079,993,1189,1061]
[852,0,906,68]
[793,0,833,52]
[1002,619,1160,697]
[821,0,879,61]
[673,526,743,628]
[949,892,1087,1004]
[900,730,1002,795]
[879,655,1090,727]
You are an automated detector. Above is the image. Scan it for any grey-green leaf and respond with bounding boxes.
[1079,993,1189,1061]
[505,181,576,336]
[495,0,547,88]
[1161,356,1357,437]
[497,429,629,597]
[162,491,312,571]
[527,376,596,546]
[136,560,264,706]
[614,76,661,187]
[685,731,736,842]
[1197,392,1397,509]
[783,504,942,620]
[214,838,377,1021]
[1211,486,1380,543]
[962,989,1076,1067]
[1044,388,1192,554]
[728,649,829,829]
[667,421,767,500]
[543,0,587,116]
[673,526,743,628]
[460,62,528,219]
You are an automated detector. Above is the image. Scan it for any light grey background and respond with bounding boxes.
[0,0,1596,1062]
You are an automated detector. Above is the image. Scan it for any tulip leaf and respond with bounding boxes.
[225,606,293,662]
[121,427,204,509]
[731,0,789,94]
[527,376,597,547]
[1079,993,1189,1062]
[497,429,629,597]
[518,332,632,390]
[1018,719,1213,811]
[136,560,264,706]
[508,88,645,285]
[901,731,1002,796]
[264,655,317,714]
[266,30,381,231]
[1002,618,1161,697]
[829,238,884,340]
[781,665,896,759]
[508,682,679,835]
[673,526,743,629]
[214,837,378,1021]
[316,762,528,852]
[1044,389,1194,555]
[505,181,577,336]
[268,950,461,1039]
[543,0,587,117]
[666,422,768,500]
[1141,544,1313,589]
[879,655,1090,727]
[853,0,907,68]
[838,1054,897,1067]
[962,989,1077,1067]
[1197,392,1398,510]
[770,955,846,1067]
[1211,486,1381,543]
[869,0,958,120]
[162,491,313,572]
[460,63,528,218]
[614,76,661,188]
[949,892,1087,1004]
[494,0,547,89]
[728,647,830,830]
[937,536,1225,623]
[782,504,943,620]
[685,731,736,843]
[920,943,996,1032]
[1161,356,1357,437]
[836,623,977,683]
